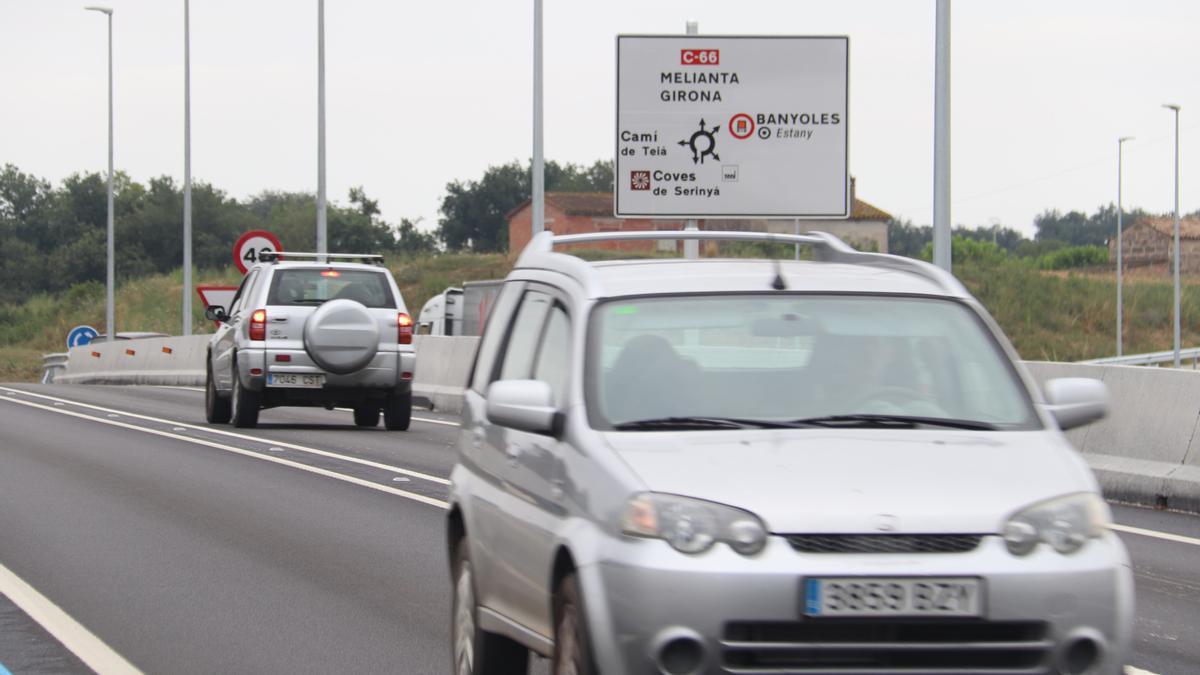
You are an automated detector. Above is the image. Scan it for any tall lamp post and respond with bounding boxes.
[316,0,327,256]
[1117,136,1133,357]
[531,0,544,237]
[1164,104,1181,367]
[85,6,115,343]
[183,0,193,335]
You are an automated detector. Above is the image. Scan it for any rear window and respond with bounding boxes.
[267,269,396,308]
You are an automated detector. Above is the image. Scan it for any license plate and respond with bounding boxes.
[803,577,983,618]
[267,372,325,388]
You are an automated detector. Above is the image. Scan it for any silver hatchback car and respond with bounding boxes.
[204,252,416,429]
[447,231,1133,675]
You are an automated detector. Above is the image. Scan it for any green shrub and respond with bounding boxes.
[1035,245,1110,270]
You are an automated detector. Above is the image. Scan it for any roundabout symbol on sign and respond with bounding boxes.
[729,113,755,140]
[233,230,284,274]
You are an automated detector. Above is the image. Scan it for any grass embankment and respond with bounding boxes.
[0,254,515,382]
[2,251,1199,382]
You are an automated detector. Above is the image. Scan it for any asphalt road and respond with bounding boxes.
[0,384,1196,674]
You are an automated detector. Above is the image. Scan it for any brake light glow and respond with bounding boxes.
[250,309,267,341]
[320,269,340,277]
[275,354,291,362]
[397,312,414,345]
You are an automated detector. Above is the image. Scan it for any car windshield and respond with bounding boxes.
[267,269,395,308]
[588,294,1039,430]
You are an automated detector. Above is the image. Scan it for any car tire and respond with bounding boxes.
[451,539,529,675]
[552,572,596,675]
[383,391,412,431]
[353,404,380,428]
[230,361,260,429]
[205,360,232,424]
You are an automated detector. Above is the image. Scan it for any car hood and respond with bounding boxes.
[602,429,1095,534]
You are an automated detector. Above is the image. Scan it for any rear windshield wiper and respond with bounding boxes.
[790,414,998,431]
[613,416,813,431]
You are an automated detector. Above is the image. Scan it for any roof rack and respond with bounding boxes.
[258,252,385,265]
[514,229,964,297]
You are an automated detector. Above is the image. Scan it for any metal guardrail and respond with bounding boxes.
[41,352,69,383]
[1081,347,1200,368]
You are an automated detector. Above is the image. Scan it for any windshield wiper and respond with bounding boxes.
[613,416,812,431]
[790,414,999,431]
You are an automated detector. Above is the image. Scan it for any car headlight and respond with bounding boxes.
[620,493,768,556]
[1003,493,1110,556]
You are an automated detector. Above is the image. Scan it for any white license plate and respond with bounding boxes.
[267,372,325,388]
[804,577,983,618]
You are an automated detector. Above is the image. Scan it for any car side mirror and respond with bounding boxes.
[205,305,229,323]
[486,379,562,437]
[1043,377,1108,431]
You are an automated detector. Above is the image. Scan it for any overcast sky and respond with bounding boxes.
[2,0,1197,237]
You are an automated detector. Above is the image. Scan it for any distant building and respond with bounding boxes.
[506,178,893,254]
[1112,216,1200,273]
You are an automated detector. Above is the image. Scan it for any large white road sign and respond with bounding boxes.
[615,35,849,219]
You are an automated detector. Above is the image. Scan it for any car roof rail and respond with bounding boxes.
[258,252,385,265]
[514,229,963,296]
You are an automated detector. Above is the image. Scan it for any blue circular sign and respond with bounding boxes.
[67,325,99,349]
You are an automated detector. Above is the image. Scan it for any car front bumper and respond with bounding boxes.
[578,531,1133,675]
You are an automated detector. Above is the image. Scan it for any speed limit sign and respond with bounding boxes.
[233,230,284,274]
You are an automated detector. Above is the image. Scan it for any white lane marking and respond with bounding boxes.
[1127,667,1160,675]
[144,385,463,427]
[1,387,449,486]
[0,562,142,674]
[0,395,449,510]
[1111,523,1200,547]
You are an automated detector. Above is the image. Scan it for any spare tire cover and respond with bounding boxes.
[303,299,380,374]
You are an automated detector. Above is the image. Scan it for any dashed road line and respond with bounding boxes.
[162,385,461,427]
[0,394,449,510]
[0,562,142,674]
[1111,522,1200,547]
[0,386,449,486]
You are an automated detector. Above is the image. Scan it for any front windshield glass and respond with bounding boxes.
[588,294,1038,430]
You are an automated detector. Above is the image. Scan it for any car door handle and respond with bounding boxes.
[505,443,521,466]
[472,426,484,447]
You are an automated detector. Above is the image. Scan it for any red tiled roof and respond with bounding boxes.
[507,191,893,222]
[1137,216,1200,240]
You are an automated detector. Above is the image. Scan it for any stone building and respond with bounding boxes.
[506,178,893,254]
[1111,216,1200,273]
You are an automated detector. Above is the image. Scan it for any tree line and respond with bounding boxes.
[887,203,1199,261]
[0,159,613,305]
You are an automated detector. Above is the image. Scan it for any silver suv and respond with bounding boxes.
[447,231,1132,675]
[204,253,415,430]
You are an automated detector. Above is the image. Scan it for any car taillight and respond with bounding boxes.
[250,309,267,341]
[397,312,413,345]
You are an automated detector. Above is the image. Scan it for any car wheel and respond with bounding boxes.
[230,361,260,429]
[205,360,231,424]
[451,539,529,675]
[353,404,379,428]
[383,391,412,431]
[552,572,596,675]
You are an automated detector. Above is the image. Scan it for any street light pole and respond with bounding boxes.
[932,0,952,272]
[316,0,327,255]
[531,0,544,237]
[1164,104,1182,367]
[1117,136,1133,357]
[85,6,115,343]
[183,0,192,335]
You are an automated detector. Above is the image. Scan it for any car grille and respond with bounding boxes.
[722,620,1053,674]
[785,534,983,554]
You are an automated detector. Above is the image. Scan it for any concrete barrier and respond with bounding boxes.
[412,336,479,414]
[57,335,208,386]
[1024,361,1200,512]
